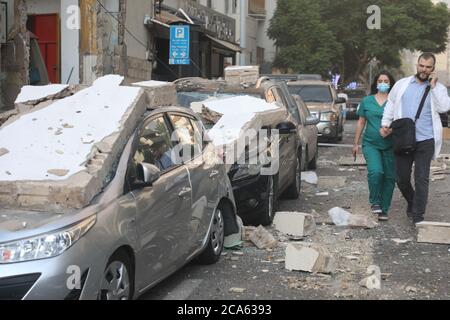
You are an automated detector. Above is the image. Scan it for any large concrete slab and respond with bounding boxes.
[0,75,146,213]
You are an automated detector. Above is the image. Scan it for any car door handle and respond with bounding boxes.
[209,170,219,179]
[178,187,192,199]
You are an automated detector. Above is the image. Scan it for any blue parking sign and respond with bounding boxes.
[169,25,190,65]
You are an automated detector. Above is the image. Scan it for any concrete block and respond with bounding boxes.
[249,225,277,249]
[285,243,335,274]
[417,221,450,244]
[339,154,366,166]
[273,212,316,237]
[318,176,347,188]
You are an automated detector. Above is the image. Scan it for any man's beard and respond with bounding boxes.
[416,72,429,81]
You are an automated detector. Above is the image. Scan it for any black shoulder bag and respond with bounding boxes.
[390,85,431,155]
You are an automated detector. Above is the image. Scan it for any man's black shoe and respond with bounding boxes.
[413,215,424,224]
[378,212,389,221]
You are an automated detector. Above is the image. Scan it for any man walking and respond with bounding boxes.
[381,52,450,224]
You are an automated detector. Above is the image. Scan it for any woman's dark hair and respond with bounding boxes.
[370,71,396,95]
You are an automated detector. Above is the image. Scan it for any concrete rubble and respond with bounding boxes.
[328,207,378,229]
[273,212,316,237]
[248,225,278,249]
[224,66,259,85]
[318,176,347,189]
[416,221,450,244]
[285,243,335,274]
[301,171,318,185]
[359,265,381,290]
[0,75,180,213]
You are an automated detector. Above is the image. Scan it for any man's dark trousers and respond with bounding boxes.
[395,139,435,222]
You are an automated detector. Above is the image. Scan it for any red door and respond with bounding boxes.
[28,14,59,83]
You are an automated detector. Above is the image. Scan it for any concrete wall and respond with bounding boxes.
[125,0,152,60]
[25,0,59,14]
[257,0,276,63]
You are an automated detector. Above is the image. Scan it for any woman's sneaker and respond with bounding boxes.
[371,204,382,214]
[378,212,389,221]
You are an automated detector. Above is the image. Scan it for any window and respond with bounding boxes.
[232,0,237,14]
[169,114,202,161]
[207,0,212,8]
[133,117,176,172]
[288,85,333,103]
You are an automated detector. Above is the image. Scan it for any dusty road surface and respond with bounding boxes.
[142,120,450,300]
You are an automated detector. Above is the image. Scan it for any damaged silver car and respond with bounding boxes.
[0,107,238,300]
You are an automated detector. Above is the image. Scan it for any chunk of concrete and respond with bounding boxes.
[301,171,318,185]
[328,207,378,229]
[285,243,335,274]
[0,148,9,157]
[249,225,277,249]
[273,212,316,237]
[417,221,450,244]
[318,176,347,189]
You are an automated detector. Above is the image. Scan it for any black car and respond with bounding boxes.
[344,89,367,120]
[175,78,301,226]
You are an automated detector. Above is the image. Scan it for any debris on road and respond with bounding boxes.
[249,226,278,249]
[359,265,381,290]
[285,243,335,274]
[301,171,318,185]
[229,287,246,294]
[315,192,329,196]
[416,221,450,244]
[273,212,316,237]
[392,238,413,244]
[242,226,258,242]
[318,176,347,189]
[328,207,378,229]
[405,286,418,293]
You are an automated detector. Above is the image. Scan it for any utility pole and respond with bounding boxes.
[239,0,247,65]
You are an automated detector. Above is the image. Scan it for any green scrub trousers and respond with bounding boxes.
[358,95,396,214]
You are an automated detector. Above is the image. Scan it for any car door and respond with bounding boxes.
[127,115,193,288]
[298,97,318,162]
[268,86,297,191]
[167,113,220,251]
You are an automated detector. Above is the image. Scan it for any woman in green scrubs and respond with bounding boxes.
[353,71,396,221]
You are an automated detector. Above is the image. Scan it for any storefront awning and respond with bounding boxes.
[205,34,241,53]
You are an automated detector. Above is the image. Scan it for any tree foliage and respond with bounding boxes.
[268,0,450,82]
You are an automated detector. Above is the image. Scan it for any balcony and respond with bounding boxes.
[248,0,266,20]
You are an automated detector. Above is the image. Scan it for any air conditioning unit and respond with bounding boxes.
[0,2,6,44]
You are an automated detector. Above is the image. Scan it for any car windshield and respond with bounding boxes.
[288,85,333,103]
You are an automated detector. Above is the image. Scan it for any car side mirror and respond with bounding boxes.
[134,162,161,188]
[305,115,320,126]
[277,121,297,135]
[335,97,346,104]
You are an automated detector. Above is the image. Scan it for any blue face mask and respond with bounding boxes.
[377,83,390,93]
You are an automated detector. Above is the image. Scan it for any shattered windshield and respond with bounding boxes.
[288,85,333,103]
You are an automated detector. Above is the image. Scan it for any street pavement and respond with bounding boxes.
[141,120,450,300]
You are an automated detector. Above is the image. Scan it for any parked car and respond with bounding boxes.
[344,89,367,120]
[287,80,345,142]
[292,94,320,170]
[176,77,301,226]
[0,106,238,300]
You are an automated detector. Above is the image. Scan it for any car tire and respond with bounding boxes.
[257,175,278,226]
[308,145,318,170]
[196,206,225,265]
[99,250,134,300]
[284,154,301,200]
[301,147,308,171]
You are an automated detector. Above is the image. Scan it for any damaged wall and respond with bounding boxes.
[80,0,154,85]
[0,0,29,111]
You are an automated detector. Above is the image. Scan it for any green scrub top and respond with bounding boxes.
[357,95,393,150]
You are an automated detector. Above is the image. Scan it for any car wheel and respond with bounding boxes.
[99,251,134,300]
[308,145,318,170]
[284,154,301,200]
[257,175,277,226]
[196,207,225,265]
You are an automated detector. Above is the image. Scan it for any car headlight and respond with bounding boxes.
[232,164,262,181]
[321,112,337,122]
[0,215,96,264]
